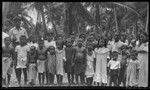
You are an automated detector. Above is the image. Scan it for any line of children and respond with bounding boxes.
[2,32,148,87]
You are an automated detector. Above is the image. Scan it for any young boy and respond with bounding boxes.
[27,46,38,86]
[14,35,30,86]
[37,40,47,86]
[74,39,87,85]
[107,51,120,86]
[65,39,75,85]
[47,46,56,85]
[2,37,14,87]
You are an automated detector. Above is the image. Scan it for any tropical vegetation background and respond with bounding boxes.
[2,2,149,39]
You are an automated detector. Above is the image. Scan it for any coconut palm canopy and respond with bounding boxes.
[2,2,149,38]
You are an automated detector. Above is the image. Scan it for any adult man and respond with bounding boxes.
[9,17,28,47]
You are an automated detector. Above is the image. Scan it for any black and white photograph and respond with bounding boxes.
[2,2,149,88]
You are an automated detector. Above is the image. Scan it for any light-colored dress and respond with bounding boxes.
[85,52,95,78]
[94,47,109,83]
[135,43,148,87]
[15,45,30,69]
[55,48,66,76]
[37,60,46,73]
[2,57,12,79]
[47,53,56,74]
[28,64,37,82]
[126,59,139,86]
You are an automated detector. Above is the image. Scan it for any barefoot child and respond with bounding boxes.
[2,37,14,87]
[27,46,38,86]
[37,40,48,86]
[55,40,66,85]
[65,39,75,85]
[94,38,109,86]
[14,35,30,86]
[47,46,56,85]
[126,50,139,87]
[107,51,120,86]
[85,45,95,86]
[74,39,87,85]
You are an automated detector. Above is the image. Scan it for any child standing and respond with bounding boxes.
[2,37,14,87]
[47,46,56,85]
[55,40,66,86]
[107,51,120,86]
[74,39,87,85]
[85,45,95,86]
[37,40,47,86]
[27,46,38,86]
[14,35,30,86]
[65,39,75,85]
[126,50,139,87]
[94,38,109,86]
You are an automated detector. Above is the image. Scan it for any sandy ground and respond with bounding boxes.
[2,67,122,87]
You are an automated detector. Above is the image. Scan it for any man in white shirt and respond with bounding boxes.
[9,17,28,47]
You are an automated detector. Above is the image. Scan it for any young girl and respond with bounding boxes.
[37,40,47,86]
[27,46,38,86]
[94,38,109,86]
[44,34,56,85]
[15,35,30,86]
[126,50,139,87]
[47,46,56,85]
[65,39,75,85]
[107,51,120,86]
[135,33,148,87]
[55,40,66,86]
[2,37,14,87]
[85,45,95,86]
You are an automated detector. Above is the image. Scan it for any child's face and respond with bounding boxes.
[66,41,72,47]
[39,41,44,48]
[49,46,55,54]
[130,54,136,60]
[4,37,11,46]
[31,37,37,43]
[20,36,26,45]
[48,36,53,41]
[113,53,118,60]
[99,40,104,47]
[30,46,36,53]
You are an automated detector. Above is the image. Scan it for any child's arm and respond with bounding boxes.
[10,48,15,67]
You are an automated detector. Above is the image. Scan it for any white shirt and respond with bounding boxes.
[2,32,9,47]
[15,45,30,68]
[111,40,127,52]
[44,40,56,49]
[27,42,39,50]
[107,60,120,70]
[9,27,28,42]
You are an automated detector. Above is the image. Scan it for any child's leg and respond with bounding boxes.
[49,73,54,84]
[71,71,75,84]
[60,75,63,84]
[67,73,71,84]
[15,68,22,85]
[79,72,85,84]
[75,74,79,84]
[23,68,27,85]
[7,73,11,85]
[56,74,60,84]
[38,73,42,85]
[89,77,93,86]
[42,73,45,85]
[113,69,119,86]
[45,71,49,84]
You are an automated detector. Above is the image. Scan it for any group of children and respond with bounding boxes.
[2,31,148,87]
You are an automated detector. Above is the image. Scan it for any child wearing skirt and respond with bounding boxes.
[2,37,14,87]
[55,40,66,85]
[126,50,139,87]
[85,45,95,86]
[37,40,48,86]
[27,46,38,86]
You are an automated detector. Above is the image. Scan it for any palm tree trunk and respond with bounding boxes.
[41,7,47,34]
[145,3,149,33]
[2,2,10,27]
[114,7,118,33]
